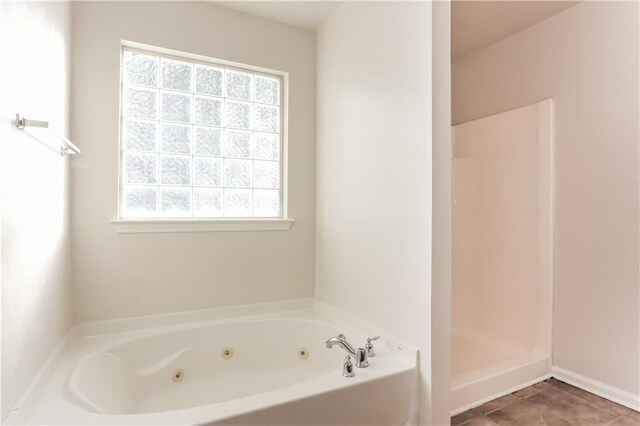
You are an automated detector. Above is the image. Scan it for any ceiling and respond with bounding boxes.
[452,1,581,61]
[215,1,343,30]
[215,1,580,58]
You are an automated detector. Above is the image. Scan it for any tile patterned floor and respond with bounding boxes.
[452,378,640,426]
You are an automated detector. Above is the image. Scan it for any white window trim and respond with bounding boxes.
[110,218,294,233]
[112,40,292,233]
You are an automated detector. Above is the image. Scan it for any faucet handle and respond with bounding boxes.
[343,355,355,377]
[365,336,380,357]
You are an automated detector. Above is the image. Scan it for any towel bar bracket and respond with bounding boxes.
[16,115,48,130]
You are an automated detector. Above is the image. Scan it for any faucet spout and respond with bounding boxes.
[325,335,357,356]
[325,334,369,368]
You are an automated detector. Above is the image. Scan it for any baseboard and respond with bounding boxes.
[74,297,313,336]
[451,352,551,416]
[451,373,551,416]
[4,330,73,425]
[552,366,640,411]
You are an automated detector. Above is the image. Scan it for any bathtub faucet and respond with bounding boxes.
[325,334,369,368]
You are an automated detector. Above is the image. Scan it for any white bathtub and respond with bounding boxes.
[14,301,418,425]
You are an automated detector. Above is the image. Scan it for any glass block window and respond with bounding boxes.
[119,47,283,219]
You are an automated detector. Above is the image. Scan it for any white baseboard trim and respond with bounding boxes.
[451,373,551,416]
[4,330,73,425]
[552,366,640,411]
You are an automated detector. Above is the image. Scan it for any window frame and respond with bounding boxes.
[113,41,291,232]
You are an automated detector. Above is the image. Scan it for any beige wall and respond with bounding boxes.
[315,2,433,423]
[0,1,73,421]
[70,2,317,323]
[452,1,639,395]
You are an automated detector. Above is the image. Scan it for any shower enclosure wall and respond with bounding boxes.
[451,100,553,413]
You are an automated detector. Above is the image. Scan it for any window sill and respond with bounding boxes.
[110,218,294,234]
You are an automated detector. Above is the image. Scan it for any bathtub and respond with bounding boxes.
[14,301,418,425]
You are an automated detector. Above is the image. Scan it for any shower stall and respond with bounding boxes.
[451,100,554,413]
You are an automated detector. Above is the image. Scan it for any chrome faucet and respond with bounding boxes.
[325,334,369,368]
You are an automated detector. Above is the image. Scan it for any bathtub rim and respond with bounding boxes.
[73,297,417,367]
[73,297,314,337]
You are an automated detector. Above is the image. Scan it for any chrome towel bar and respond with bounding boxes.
[15,113,81,156]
